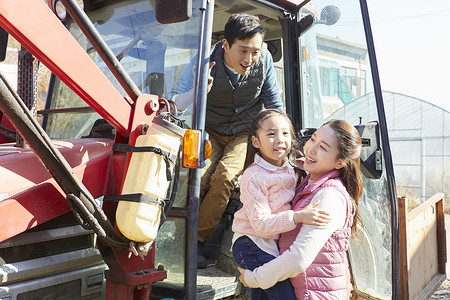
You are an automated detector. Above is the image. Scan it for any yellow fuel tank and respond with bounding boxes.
[116,114,185,242]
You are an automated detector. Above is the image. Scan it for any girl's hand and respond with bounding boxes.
[237,267,249,287]
[293,201,331,225]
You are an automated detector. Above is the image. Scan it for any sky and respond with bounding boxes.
[366,0,450,112]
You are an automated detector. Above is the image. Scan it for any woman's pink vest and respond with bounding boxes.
[278,170,353,300]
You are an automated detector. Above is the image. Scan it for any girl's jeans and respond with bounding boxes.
[232,235,296,300]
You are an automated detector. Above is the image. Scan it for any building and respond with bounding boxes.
[316,33,369,118]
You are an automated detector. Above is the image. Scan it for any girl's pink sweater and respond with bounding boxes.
[232,154,298,240]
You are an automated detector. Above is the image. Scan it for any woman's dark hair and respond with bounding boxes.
[244,109,297,170]
[323,119,363,235]
[224,14,266,47]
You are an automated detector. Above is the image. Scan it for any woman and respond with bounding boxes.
[238,119,363,299]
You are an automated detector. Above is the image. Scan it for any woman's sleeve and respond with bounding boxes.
[243,188,347,289]
[240,172,296,237]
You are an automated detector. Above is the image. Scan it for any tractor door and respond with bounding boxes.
[286,0,399,299]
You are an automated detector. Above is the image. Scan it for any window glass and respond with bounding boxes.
[45,0,202,138]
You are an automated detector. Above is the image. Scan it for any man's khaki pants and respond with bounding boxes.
[197,129,249,243]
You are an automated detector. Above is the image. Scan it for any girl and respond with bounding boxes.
[231,109,331,300]
[238,119,363,300]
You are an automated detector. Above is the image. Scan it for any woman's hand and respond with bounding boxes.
[237,267,249,287]
[293,201,331,225]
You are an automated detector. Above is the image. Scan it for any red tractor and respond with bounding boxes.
[0,0,443,299]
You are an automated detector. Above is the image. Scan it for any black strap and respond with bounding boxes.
[113,143,175,181]
[103,193,167,222]
[103,193,165,206]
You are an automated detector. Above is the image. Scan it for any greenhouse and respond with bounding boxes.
[328,91,450,206]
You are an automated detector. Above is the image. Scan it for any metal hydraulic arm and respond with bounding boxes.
[0,1,133,137]
[0,1,167,298]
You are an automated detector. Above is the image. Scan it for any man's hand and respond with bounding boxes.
[295,149,305,170]
[237,267,249,287]
[207,61,215,93]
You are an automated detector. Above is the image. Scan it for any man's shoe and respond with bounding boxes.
[197,250,208,269]
[197,242,208,269]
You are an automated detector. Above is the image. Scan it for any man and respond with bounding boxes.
[175,13,284,268]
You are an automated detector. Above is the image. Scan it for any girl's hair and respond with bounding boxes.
[244,109,297,170]
[323,119,363,235]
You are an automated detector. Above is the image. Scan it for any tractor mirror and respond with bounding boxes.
[155,0,192,24]
[317,5,341,26]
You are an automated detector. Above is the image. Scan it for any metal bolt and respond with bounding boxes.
[147,99,159,112]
